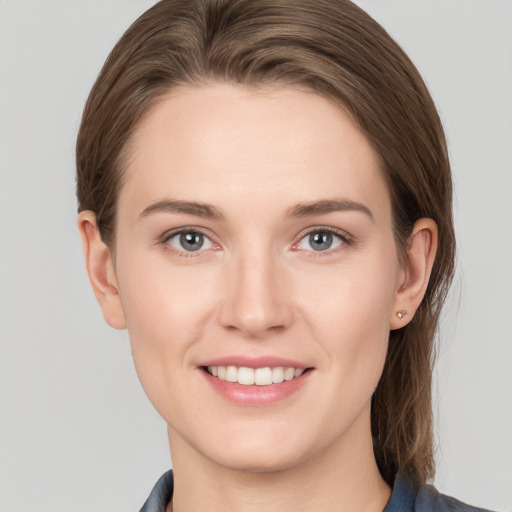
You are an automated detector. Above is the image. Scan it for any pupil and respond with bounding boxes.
[180,232,204,251]
[310,232,332,251]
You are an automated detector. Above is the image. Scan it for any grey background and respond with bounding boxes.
[0,1,511,510]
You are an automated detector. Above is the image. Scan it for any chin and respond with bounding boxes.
[193,426,326,475]
[207,447,306,474]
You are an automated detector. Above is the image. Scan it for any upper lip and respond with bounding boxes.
[199,356,311,369]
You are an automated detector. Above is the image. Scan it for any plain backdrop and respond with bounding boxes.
[1,1,511,511]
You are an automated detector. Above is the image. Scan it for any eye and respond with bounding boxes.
[166,230,215,252]
[296,229,345,252]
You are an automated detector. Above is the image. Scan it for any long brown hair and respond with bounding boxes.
[76,0,455,490]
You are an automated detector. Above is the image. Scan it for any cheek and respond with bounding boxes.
[114,252,219,397]
[117,248,215,336]
[299,253,397,330]
[295,251,398,379]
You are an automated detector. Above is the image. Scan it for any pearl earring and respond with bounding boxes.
[396,310,408,320]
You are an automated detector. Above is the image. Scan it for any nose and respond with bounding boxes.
[218,249,294,338]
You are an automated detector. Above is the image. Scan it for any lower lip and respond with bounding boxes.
[201,369,312,406]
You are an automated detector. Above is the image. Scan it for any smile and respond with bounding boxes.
[206,366,306,386]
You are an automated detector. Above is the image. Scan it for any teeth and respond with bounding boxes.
[255,367,272,385]
[284,367,295,381]
[226,366,238,383]
[207,366,306,386]
[237,367,255,385]
[272,367,284,384]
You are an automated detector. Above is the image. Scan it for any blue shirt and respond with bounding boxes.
[139,470,494,512]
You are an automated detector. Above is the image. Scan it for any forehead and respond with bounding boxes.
[119,84,391,223]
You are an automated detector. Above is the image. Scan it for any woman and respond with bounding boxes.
[76,1,493,510]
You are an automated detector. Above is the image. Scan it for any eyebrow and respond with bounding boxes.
[138,197,373,222]
[139,199,225,221]
[284,198,374,221]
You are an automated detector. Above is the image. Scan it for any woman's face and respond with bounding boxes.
[112,84,405,472]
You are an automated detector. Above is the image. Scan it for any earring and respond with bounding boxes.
[396,310,408,320]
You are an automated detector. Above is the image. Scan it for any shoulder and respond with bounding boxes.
[142,470,495,512]
[415,484,495,512]
[385,474,496,512]
[139,470,174,512]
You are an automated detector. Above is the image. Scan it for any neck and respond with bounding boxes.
[167,409,391,512]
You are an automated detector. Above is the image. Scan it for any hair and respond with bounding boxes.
[76,0,455,490]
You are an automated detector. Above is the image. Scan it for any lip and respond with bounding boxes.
[198,356,313,407]
[199,356,309,369]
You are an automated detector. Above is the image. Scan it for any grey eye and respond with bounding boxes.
[299,230,343,252]
[167,231,214,252]
[180,232,204,251]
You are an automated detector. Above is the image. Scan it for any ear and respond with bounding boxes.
[77,211,127,330]
[390,218,438,330]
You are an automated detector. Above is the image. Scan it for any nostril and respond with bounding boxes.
[269,325,286,332]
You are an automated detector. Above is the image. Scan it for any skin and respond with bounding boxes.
[79,84,438,512]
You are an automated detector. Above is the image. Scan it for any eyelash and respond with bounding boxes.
[160,227,220,259]
[159,226,353,258]
[291,226,354,256]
